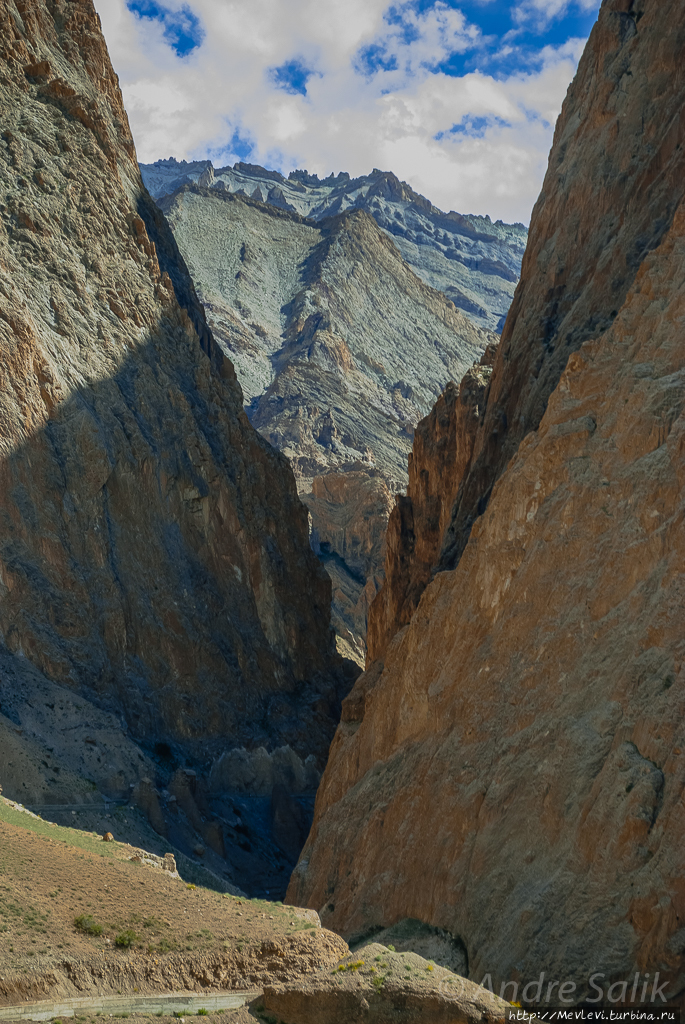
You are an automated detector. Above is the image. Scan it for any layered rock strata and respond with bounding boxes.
[289,0,685,998]
[158,184,493,660]
[0,0,352,890]
[142,159,528,334]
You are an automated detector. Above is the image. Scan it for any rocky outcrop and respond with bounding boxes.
[158,184,493,659]
[262,942,510,1024]
[367,345,496,663]
[288,0,685,999]
[0,2,348,783]
[142,160,528,334]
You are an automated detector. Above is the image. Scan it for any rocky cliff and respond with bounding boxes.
[367,343,497,662]
[0,0,352,890]
[289,0,685,999]
[158,184,493,661]
[141,159,528,335]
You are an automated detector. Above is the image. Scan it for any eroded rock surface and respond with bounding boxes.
[158,185,493,659]
[263,943,509,1024]
[0,0,352,892]
[438,0,685,571]
[367,345,496,663]
[141,159,527,334]
[289,0,685,997]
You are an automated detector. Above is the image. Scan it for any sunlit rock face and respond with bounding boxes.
[141,159,528,335]
[155,184,494,661]
[288,0,685,998]
[0,0,350,769]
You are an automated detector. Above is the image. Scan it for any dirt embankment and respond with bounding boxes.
[0,805,343,1007]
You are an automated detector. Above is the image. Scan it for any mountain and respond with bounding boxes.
[288,0,685,1000]
[0,0,353,894]
[156,183,494,662]
[140,159,527,335]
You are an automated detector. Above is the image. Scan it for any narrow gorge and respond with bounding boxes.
[0,0,684,1017]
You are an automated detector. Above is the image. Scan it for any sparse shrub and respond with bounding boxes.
[197,1009,209,1016]
[114,929,138,948]
[74,914,103,936]
[387,944,395,951]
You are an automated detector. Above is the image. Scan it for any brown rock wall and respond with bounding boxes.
[289,0,685,996]
[367,350,494,663]
[0,0,347,766]
[440,0,685,569]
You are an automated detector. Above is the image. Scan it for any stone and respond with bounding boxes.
[262,943,510,1024]
[141,161,528,335]
[131,777,167,837]
[288,0,685,999]
[367,345,496,663]
[157,183,494,657]
[102,833,113,842]
[0,0,349,775]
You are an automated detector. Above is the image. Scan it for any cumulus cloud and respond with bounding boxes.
[93,0,596,223]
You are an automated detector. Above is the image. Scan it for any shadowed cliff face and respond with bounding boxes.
[0,0,349,768]
[289,0,685,995]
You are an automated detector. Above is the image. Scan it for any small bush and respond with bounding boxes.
[114,929,139,948]
[197,1010,209,1016]
[387,944,396,952]
[74,914,103,936]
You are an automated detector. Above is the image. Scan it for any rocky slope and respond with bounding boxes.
[0,800,509,1024]
[0,0,353,891]
[289,0,685,1001]
[141,159,528,334]
[158,184,493,661]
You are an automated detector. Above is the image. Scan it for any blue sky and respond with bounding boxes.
[94,0,601,223]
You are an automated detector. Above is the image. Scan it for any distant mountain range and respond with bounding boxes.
[154,182,494,662]
[140,158,527,334]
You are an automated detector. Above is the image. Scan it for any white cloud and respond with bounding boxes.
[513,0,598,30]
[93,0,591,223]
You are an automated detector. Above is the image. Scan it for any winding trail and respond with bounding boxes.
[0,989,261,1021]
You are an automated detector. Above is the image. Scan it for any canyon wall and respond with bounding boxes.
[0,0,349,772]
[367,343,496,662]
[289,0,685,998]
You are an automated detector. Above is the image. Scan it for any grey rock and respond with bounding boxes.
[157,184,494,658]
[140,159,527,334]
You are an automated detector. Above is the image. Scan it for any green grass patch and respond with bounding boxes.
[74,914,103,936]
[0,798,118,860]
